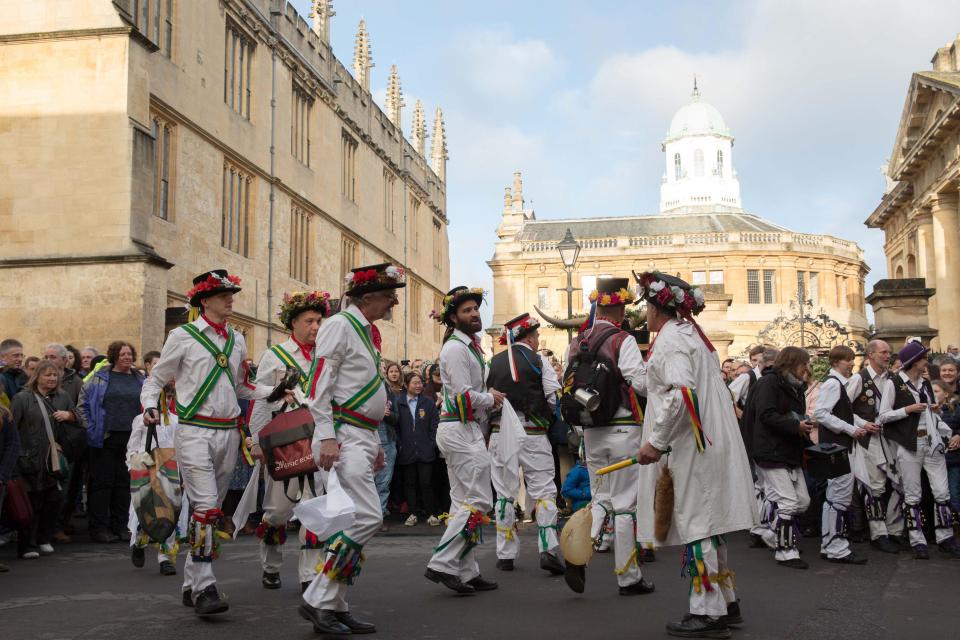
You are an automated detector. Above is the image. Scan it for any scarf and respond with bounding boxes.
[202,314,228,341]
[291,336,315,362]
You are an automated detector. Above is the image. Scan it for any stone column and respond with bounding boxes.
[866,278,937,351]
[931,193,960,348]
[698,286,735,361]
[915,210,937,339]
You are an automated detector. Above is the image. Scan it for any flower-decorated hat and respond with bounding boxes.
[344,263,406,297]
[589,277,635,307]
[499,313,541,345]
[633,271,706,317]
[278,291,333,329]
[433,286,485,327]
[186,269,242,307]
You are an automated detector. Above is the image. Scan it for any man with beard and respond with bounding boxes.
[425,286,505,594]
[298,264,402,635]
[249,290,332,592]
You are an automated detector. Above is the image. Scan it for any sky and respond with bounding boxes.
[291,0,960,323]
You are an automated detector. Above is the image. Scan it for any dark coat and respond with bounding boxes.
[942,401,960,468]
[0,409,20,482]
[10,388,78,491]
[748,369,809,468]
[392,393,439,465]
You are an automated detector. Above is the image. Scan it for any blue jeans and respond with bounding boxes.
[948,465,960,513]
[375,441,397,516]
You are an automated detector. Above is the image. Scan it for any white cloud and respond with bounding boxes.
[450,28,560,98]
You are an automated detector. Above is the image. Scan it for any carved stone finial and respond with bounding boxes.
[430,107,448,182]
[512,170,523,208]
[411,100,427,156]
[309,0,335,43]
[504,186,513,209]
[353,18,374,91]
[385,64,404,127]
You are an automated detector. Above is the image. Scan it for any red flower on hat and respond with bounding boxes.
[656,287,673,306]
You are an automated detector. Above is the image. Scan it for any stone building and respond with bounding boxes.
[865,33,960,350]
[0,0,450,362]
[489,86,869,360]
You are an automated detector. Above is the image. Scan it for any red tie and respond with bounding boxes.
[291,336,315,362]
[202,314,228,341]
[370,324,382,353]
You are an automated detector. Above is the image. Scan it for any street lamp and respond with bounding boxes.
[556,228,582,343]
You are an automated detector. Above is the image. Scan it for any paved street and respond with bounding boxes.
[1,522,957,640]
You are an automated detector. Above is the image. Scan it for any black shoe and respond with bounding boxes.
[893,535,912,551]
[938,539,960,558]
[424,568,476,594]
[194,585,229,616]
[618,577,655,596]
[159,560,176,576]
[870,536,901,554]
[914,544,929,560]
[748,533,767,548]
[828,551,867,565]
[335,611,376,634]
[640,547,656,563]
[92,531,119,543]
[666,614,732,639]
[131,547,145,568]
[849,530,868,544]
[539,552,564,575]
[466,575,498,591]
[723,600,743,626]
[298,602,351,635]
[301,581,310,594]
[496,558,514,571]
[777,557,808,570]
[564,563,586,594]
[182,589,193,607]
[262,571,282,589]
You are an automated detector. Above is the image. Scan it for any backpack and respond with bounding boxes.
[560,325,626,428]
[258,406,318,500]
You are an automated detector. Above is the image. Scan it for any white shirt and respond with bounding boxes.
[728,366,761,406]
[407,395,419,422]
[844,363,886,428]
[813,368,858,437]
[876,371,950,437]
[440,328,494,425]
[306,303,387,442]
[249,337,313,442]
[141,316,270,419]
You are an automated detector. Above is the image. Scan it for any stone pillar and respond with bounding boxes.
[865,278,937,352]
[931,193,960,348]
[915,210,937,339]
[698,285,735,360]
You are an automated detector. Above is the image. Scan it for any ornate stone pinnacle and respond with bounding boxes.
[430,107,448,181]
[411,99,427,156]
[385,64,404,126]
[309,0,335,43]
[353,18,374,91]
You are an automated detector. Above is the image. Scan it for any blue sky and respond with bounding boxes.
[291,0,960,319]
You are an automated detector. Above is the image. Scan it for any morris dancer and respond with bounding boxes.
[142,270,286,616]
[565,278,654,596]
[249,291,331,592]
[634,272,755,639]
[298,264,402,635]
[486,313,564,575]
[877,341,960,559]
[425,286,504,594]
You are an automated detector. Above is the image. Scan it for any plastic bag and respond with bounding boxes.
[293,468,355,542]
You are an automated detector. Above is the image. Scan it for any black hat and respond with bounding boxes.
[437,286,485,327]
[499,313,540,345]
[186,269,242,307]
[589,277,636,307]
[344,263,407,297]
[634,271,706,316]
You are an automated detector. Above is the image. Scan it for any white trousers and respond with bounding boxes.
[756,467,809,561]
[583,425,645,587]
[587,466,614,551]
[489,432,559,559]
[750,474,777,549]
[857,436,903,539]
[821,472,854,559]
[303,427,381,612]
[260,473,321,584]
[427,421,493,582]
[175,426,238,596]
[687,537,737,617]
[896,437,953,546]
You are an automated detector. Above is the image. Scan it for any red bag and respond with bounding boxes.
[1,478,34,530]
[258,407,318,481]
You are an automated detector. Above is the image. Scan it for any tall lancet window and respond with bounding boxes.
[674,153,682,180]
[716,150,724,177]
[694,149,704,177]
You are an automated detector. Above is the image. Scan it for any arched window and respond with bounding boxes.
[895,265,904,278]
[907,255,917,277]
[716,150,724,177]
[674,153,682,180]
[694,149,704,177]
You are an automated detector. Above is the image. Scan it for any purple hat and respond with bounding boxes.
[898,340,929,369]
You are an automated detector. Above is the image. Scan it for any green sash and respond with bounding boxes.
[269,344,320,395]
[332,312,384,429]
[177,324,236,419]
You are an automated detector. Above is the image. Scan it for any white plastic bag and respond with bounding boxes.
[490,399,524,498]
[848,441,871,487]
[294,468,356,541]
[232,461,262,539]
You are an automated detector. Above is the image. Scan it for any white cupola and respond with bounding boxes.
[659,80,742,213]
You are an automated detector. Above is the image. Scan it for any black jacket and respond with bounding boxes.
[747,369,809,468]
[391,393,439,466]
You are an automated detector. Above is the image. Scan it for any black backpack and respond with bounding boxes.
[560,325,626,428]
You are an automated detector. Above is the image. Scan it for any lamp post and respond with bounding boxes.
[556,228,582,344]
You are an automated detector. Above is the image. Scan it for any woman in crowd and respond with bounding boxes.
[384,362,404,397]
[420,362,450,512]
[11,361,78,559]
[933,378,960,515]
[64,345,82,374]
[394,372,440,527]
[422,363,443,409]
[79,341,145,543]
[0,401,20,571]
[374,362,402,530]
